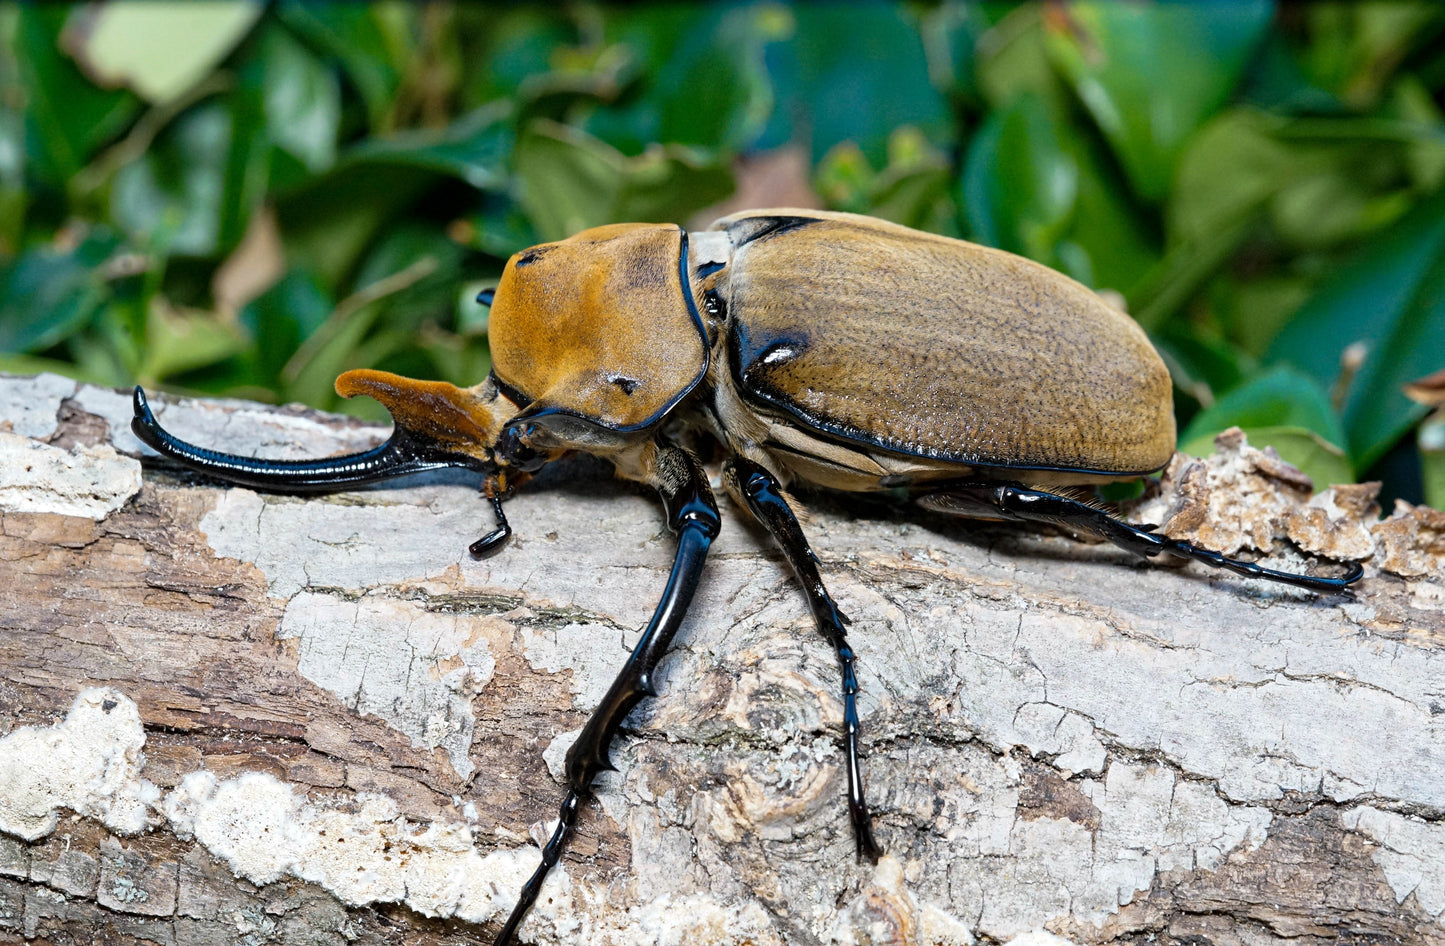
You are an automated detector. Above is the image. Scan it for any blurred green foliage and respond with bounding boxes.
[2,1,1444,506]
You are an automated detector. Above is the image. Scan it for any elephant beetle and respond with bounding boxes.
[131,209,1363,944]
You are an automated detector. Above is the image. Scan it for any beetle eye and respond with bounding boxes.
[497,424,546,472]
[476,288,495,307]
[608,375,640,396]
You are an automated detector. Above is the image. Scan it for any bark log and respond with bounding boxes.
[2,371,1444,946]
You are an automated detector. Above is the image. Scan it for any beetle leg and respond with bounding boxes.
[920,484,1364,594]
[471,474,523,557]
[493,442,719,946]
[724,457,883,864]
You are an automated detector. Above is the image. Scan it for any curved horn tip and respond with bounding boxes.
[131,386,166,436]
[334,368,390,400]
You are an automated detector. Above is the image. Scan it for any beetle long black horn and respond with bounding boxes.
[132,386,491,491]
[132,370,516,493]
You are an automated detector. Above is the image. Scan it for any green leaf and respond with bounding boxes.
[138,302,249,384]
[65,1,262,106]
[1420,412,1445,510]
[1392,75,1445,192]
[342,101,513,189]
[1169,109,1293,249]
[274,164,434,292]
[868,162,954,235]
[918,1,993,108]
[110,102,233,256]
[456,8,578,108]
[239,269,332,386]
[1044,0,1274,202]
[349,223,466,330]
[1300,3,1445,108]
[1268,188,1445,470]
[275,2,404,130]
[0,231,119,353]
[814,142,876,214]
[961,94,1077,264]
[973,4,1070,114]
[587,4,788,155]
[1180,365,1348,454]
[0,75,26,254]
[515,120,733,242]
[464,194,541,259]
[1268,162,1415,249]
[1062,132,1159,294]
[817,129,956,233]
[1212,274,1313,359]
[1181,425,1354,491]
[260,23,340,173]
[763,3,949,165]
[15,6,140,185]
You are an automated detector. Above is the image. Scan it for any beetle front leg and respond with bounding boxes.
[493,441,719,946]
[920,483,1364,594]
[724,457,882,864]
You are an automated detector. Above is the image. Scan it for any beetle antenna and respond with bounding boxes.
[131,386,490,492]
[470,492,512,557]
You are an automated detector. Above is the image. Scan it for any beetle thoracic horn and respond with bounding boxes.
[130,370,516,492]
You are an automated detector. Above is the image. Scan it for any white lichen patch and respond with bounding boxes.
[523,622,637,710]
[830,856,975,945]
[914,587,1445,813]
[0,433,141,519]
[1342,806,1445,918]
[1011,703,1106,776]
[1083,762,1269,901]
[0,372,75,439]
[1001,932,1081,946]
[548,890,785,946]
[278,591,497,779]
[0,688,159,841]
[201,485,504,600]
[164,770,543,925]
[960,760,1269,937]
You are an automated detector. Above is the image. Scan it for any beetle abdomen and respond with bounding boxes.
[717,211,1175,476]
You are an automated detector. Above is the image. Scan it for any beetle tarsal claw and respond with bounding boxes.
[469,493,513,557]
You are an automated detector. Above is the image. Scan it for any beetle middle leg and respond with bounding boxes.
[724,456,882,864]
[493,441,720,945]
[919,483,1364,593]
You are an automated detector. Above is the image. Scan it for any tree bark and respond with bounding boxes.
[2,371,1444,946]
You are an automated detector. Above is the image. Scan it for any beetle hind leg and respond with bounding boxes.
[919,483,1363,594]
[725,457,882,864]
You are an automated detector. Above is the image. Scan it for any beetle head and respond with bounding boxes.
[484,223,709,443]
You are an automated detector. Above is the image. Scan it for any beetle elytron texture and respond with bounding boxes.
[131,209,1362,944]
